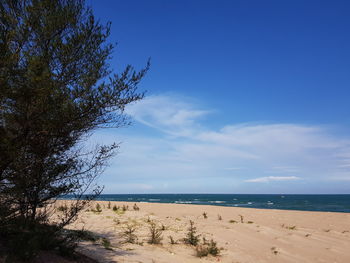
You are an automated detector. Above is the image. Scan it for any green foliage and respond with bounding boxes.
[6,223,77,260]
[0,0,148,259]
[184,220,200,246]
[101,238,112,250]
[121,224,137,244]
[148,221,163,244]
[196,238,220,257]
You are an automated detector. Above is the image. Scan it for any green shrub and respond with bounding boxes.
[148,221,163,244]
[101,238,113,250]
[195,239,220,257]
[184,220,200,246]
[121,224,137,243]
[95,203,102,213]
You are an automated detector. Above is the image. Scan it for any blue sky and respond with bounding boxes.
[89,0,350,194]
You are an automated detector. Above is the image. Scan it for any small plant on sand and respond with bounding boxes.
[107,202,111,209]
[229,219,237,224]
[202,212,208,219]
[101,238,113,250]
[161,224,166,231]
[133,203,140,211]
[239,214,244,223]
[247,221,254,224]
[271,247,278,255]
[112,205,119,211]
[57,204,68,212]
[184,220,200,246]
[217,214,222,220]
[196,238,220,257]
[169,236,177,244]
[95,203,102,213]
[283,225,296,230]
[121,224,138,244]
[148,221,163,244]
[122,204,128,211]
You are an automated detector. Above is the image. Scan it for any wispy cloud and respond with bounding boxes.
[126,95,210,137]
[95,94,350,193]
[245,176,300,183]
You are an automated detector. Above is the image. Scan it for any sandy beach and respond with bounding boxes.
[55,201,350,263]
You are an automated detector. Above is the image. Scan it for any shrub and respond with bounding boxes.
[229,219,237,223]
[133,203,140,211]
[184,220,200,246]
[94,203,102,213]
[217,214,222,220]
[169,236,177,244]
[148,221,163,244]
[101,238,113,250]
[107,202,111,209]
[195,238,220,257]
[121,224,137,243]
[112,205,118,211]
[57,204,68,212]
[122,205,128,211]
[202,212,208,219]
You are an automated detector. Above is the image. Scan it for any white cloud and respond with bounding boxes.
[126,95,210,137]
[94,94,350,193]
[245,176,300,183]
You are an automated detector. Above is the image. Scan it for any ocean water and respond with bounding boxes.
[82,194,350,213]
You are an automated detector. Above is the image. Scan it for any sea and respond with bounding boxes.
[78,194,350,213]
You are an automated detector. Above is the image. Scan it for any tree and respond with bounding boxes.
[0,0,148,258]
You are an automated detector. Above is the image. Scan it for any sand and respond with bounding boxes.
[60,201,350,263]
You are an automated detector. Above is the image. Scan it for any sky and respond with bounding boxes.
[88,0,350,194]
